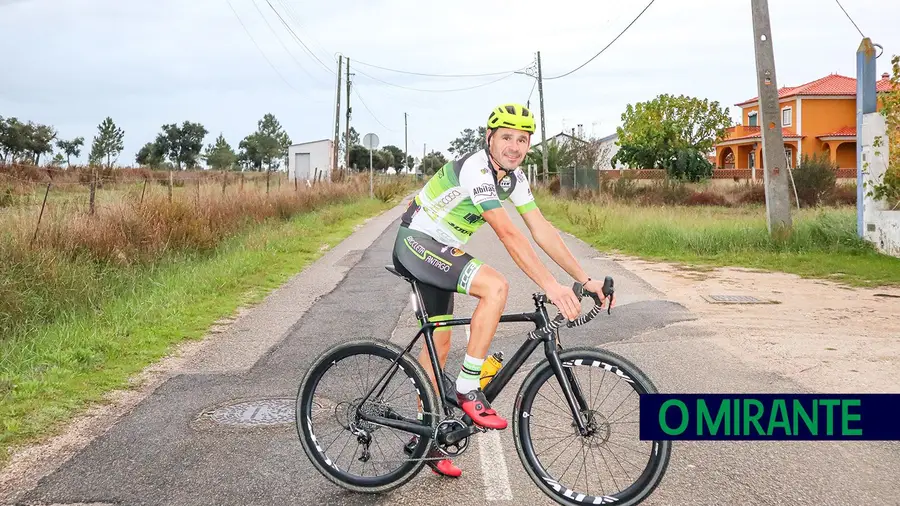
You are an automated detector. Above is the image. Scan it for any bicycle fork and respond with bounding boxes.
[544,338,592,435]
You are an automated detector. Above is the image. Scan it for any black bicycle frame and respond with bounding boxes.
[357,278,594,444]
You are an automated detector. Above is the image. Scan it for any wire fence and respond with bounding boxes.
[0,163,393,250]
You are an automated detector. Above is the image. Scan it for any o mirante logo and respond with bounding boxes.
[639,394,900,441]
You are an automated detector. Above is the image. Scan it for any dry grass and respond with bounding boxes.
[0,172,416,339]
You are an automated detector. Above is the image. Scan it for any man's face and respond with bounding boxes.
[487,127,531,171]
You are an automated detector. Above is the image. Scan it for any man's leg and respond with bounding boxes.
[453,261,510,430]
[418,325,451,395]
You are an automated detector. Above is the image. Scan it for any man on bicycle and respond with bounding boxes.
[391,103,613,477]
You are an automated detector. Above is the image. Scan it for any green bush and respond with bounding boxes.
[791,153,837,207]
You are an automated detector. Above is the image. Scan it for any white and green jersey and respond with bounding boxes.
[400,149,537,247]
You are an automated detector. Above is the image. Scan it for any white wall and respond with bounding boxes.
[597,136,625,170]
[861,113,900,258]
[288,140,333,181]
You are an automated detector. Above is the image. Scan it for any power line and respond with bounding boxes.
[263,0,335,76]
[545,0,656,80]
[834,0,865,38]
[271,0,334,63]
[353,67,519,93]
[351,59,528,78]
[352,86,397,132]
[249,0,321,83]
[225,0,302,93]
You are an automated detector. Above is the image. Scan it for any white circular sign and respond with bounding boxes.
[363,133,380,149]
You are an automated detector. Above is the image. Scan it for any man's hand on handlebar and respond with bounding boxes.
[545,282,581,321]
[584,278,616,310]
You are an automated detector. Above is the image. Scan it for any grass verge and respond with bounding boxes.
[535,188,900,287]
[0,196,400,466]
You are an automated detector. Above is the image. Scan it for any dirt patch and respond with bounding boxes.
[609,254,900,394]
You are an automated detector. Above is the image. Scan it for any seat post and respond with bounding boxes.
[410,280,430,325]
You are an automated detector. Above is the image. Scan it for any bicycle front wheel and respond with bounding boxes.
[513,347,671,506]
[295,339,438,494]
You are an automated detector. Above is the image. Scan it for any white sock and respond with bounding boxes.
[456,353,484,393]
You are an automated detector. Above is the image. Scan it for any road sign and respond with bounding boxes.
[363,133,379,149]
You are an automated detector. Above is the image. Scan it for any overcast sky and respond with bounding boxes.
[0,0,895,166]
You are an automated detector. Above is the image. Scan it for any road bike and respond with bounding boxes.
[295,265,671,506]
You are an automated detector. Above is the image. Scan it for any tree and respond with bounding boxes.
[448,126,486,158]
[154,121,208,170]
[26,123,56,165]
[381,145,405,169]
[612,94,733,179]
[419,150,448,175]
[203,133,238,170]
[135,141,167,169]
[525,139,576,176]
[238,113,291,172]
[89,116,125,168]
[55,136,84,168]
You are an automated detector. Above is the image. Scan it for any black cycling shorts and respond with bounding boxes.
[391,225,484,323]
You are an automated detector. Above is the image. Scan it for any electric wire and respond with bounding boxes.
[263,0,335,76]
[225,0,302,93]
[353,67,520,93]
[544,0,655,80]
[834,0,865,38]
[353,86,398,132]
[249,0,321,83]
[351,59,528,78]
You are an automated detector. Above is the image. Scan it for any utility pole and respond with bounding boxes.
[751,0,792,237]
[345,57,352,175]
[404,112,409,174]
[536,51,548,183]
[333,55,342,181]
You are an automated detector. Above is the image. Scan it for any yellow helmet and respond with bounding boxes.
[487,103,535,134]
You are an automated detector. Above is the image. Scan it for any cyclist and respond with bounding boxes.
[392,103,614,477]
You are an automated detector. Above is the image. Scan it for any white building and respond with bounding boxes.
[596,132,627,170]
[288,139,334,181]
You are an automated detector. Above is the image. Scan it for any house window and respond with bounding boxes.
[749,151,755,169]
[748,112,757,127]
[782,107,792,126]
[784,147,793,168]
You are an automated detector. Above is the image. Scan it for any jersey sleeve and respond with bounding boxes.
[458,160,502,212]
[509,168,538,214]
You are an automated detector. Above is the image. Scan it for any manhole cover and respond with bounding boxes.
[206,398,295,427]
[702,294,774,304]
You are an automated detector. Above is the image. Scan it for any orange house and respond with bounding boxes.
[714,73,894,179]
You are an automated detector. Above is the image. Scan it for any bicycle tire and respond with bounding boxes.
[295,339,439,494]
[512,346,671,506]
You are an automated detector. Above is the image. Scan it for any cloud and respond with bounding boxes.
[1,0,896,164]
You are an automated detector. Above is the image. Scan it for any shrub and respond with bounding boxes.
[790,153,837,207]
[686,189,729,206]
[663,148,714,182]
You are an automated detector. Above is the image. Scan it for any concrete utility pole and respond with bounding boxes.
[751,0,792,237]
[345,57,352,175]
[537,51,549,183]
[856,37,878,237]
[333,55,342,180]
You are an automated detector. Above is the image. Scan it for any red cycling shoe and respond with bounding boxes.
[457,388,508,430]
[403,436,462,478]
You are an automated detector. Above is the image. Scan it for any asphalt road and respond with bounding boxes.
[9,198,900,506]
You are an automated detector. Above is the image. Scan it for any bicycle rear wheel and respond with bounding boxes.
[296,339,438,493]
[513,347,671,506]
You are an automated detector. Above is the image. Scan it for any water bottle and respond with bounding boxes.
[480,351,504,389]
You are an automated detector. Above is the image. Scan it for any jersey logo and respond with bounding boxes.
[463,213,483,224]
[472,183,497,198]
[450,247,465,257]
[499,176,512,191]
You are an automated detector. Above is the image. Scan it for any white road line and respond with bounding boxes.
[478,429,514,501]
